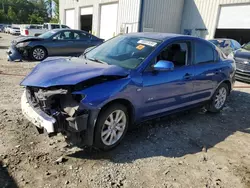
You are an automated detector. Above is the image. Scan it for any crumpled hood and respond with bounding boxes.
[20,57,129,88]
[234,48,250,60]
[12,36,44,45]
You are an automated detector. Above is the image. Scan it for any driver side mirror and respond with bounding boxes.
[153,60,174,71]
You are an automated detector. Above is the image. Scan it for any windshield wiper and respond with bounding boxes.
[87,57,108,65]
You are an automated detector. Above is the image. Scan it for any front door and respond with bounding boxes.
[141,41,195,118]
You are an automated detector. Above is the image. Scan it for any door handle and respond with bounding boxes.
[183,73,193,80]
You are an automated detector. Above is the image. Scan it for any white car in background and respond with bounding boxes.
[4,25,12,33]
[21,23,70,37]
[9,27,20,35]
[21,24,43,37]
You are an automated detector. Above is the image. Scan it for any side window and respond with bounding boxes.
[71,32,80,40]
[43,24,48,29]
[78,32,91,40]
[53,31,71,40]
[195,41,214,64]
[157,42,189,67]
[51,24,60,29]
[62,25,70,29]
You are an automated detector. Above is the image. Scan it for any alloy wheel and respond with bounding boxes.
[214,87,227,109]
[101,110,127,146]
[33,48,45,60]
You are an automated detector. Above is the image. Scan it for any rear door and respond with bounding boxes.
[192,41,223,102]
[46,30,76,56]
[72,31,93,54]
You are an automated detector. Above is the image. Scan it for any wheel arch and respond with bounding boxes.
[222,80,232,94]
[98,98,136,127]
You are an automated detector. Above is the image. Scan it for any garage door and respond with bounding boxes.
[215,4,250,44]
[80,7,93,33]
[81,7,93,15]
[100,3,118,40]
[65,9,75,29]
[218,5,250,29]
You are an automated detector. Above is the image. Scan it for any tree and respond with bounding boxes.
[28,12,44,24]
[0,0,50,24]
[53,0,59,22]
[0,9,7,22]
[7,6,17,23]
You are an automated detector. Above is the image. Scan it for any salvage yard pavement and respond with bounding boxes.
[1,32,250,188]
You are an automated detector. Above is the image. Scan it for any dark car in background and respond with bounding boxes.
[230,42,250,83]
[7,29,104,61]
[209,39,241,56]
[0,24,4,32]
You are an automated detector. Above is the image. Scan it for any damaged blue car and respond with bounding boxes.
[21,33,236,150]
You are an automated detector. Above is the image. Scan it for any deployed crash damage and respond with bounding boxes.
[7,37,44,61]
[21,56,129,146]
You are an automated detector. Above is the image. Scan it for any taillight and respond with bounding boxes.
[24,29,29,35]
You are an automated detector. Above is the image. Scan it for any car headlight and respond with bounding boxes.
[228,52,234,59]
[16,42,30,48]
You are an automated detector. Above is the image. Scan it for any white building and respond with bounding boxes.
[60,0,250,43]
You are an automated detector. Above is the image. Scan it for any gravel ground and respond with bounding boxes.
[1,32,250,188]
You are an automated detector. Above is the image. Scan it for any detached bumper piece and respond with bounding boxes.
[6,45,23,62]
[21,91,56,135]
[21,89,89,139]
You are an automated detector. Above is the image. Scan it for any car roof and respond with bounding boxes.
[125,32,197,41]
[209,38,235,41]
[52,29,88,32]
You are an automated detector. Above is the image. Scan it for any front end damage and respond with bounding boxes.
[21,74,129,147]
[7,45,25,62]
[21,86,93,146]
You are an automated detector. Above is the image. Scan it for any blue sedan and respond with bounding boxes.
[20,33,236,150]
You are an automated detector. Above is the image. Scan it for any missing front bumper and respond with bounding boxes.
[21,91,56,133]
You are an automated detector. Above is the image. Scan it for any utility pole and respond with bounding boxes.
[2,1,5,12]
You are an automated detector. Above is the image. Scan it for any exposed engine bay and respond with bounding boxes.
[23,75,127,146]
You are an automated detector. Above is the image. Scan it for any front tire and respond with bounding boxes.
[31,46,47,61]
[94,104,129,151]
[206,83,229,113]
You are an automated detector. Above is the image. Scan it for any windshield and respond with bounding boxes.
[86,35,161,69]
[38,30,57,39]
[243,42,250,51]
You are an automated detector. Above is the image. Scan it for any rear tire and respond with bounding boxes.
[31,46,47,61]
[206,83,229,113]
[94,104,129,151]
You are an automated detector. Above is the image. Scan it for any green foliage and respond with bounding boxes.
[0,0,55,24]
[28,13,44,24]
[49,17,58,23]
[0,9,7,23]
[7,6,17,23]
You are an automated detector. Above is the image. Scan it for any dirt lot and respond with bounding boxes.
[1,32,250,188]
